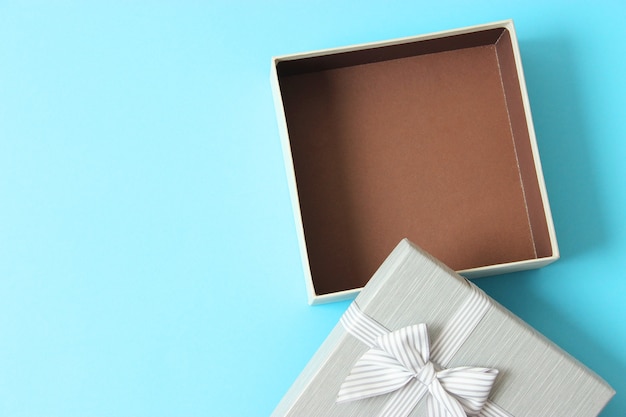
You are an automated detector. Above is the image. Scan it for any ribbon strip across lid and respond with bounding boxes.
[337,282,513,417]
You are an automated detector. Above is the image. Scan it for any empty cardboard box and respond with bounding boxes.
[271,20,559,304]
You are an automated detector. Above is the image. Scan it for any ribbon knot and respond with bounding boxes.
[337,320,498,417]
[414,361,436,386]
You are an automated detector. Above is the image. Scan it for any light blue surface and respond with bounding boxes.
[0,1,624,416]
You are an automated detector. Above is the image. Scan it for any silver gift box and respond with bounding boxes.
[272,239,614,416]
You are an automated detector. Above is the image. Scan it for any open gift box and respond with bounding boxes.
[271,239,614,416]
[271,20,559,304]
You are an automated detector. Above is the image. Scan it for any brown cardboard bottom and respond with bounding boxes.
[277,26,554,296]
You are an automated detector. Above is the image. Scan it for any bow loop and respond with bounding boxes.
[336,345,414,403]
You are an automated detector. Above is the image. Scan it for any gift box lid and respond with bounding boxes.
[271,20,560,304]
[272,239,614,416]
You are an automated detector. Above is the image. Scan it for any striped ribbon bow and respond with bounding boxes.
[337,303,499,417]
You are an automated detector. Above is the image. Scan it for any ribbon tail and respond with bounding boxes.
[437,366,499,416]
[428,379,466,417]
[337,373,413,403]
[379,378,429,417]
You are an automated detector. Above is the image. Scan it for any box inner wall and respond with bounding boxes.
[279,30,551,295]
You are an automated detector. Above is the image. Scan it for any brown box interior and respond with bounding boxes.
[277,27,552,296]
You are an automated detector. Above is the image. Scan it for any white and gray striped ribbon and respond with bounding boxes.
[337,283,513,417]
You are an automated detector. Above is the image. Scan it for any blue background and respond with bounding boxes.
[0,1,624,416]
